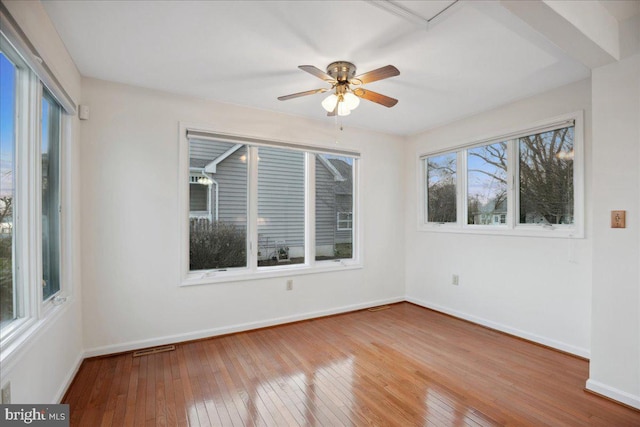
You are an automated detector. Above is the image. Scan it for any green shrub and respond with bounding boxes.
[0,236,13,322]
[189,220,246,270]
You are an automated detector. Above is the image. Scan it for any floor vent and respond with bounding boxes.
[367,305,391,312]
[132,345,176,357]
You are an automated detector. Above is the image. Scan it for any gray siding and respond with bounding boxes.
[215,146,247,228]
[257,147,305,253]
[315,157,337,247]
[189,139,232,167]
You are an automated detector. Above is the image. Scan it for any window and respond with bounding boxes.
[41,91,61,301]
[188,140,248,271]
[258,146,305,267]
[336,212,353,231]
[0,32,68,346]
[425,152,457,223]
[467,142,507,225]
[519,127,574,225]
[0,51,17,325]
[316,154,354,261]
[420,114,583,237]
[189,174,211,218]
[183,129,360,284]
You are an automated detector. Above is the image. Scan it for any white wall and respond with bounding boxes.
[0,0,83,403]
[79,78,405,355]
[404,79,593,357]
[588,52,640,408]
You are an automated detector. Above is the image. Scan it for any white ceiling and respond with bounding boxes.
[42,0,592,136]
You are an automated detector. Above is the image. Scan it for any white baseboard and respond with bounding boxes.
[55,352,84,403]
[84,296,405,357]
[406,297,590,359]
[586,379,640,410]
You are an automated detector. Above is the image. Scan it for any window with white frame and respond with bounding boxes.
[420,114,582,237]
[0,31,68,346]
[425,152,457,223]
[316,154,353,260]
[41,91,62,301]
[184,130,359,283]
[336,212,353,231]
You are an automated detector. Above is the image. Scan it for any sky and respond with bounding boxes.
[0,52,15,199]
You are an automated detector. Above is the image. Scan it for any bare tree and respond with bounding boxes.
[463,129,574,225]
[519,128,573,224]
[427,156,457,222]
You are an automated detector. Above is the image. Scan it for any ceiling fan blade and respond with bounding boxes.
[299,65,336,82]
[353,88,398,108]
[352,65,400,85]
[278,88,328,101]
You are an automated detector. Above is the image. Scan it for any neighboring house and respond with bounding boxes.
[0,222,12,234]
[189,139,353,260]
[469,198,507,225]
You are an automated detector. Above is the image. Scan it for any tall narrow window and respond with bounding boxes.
[467,142,507,225]
[188,139,248,271]
[257,147,305,267]
[0,52,17,323]
[315,154,354,261]
[519,126,574,225]
[425,152,457,223]
[41,91,62,301]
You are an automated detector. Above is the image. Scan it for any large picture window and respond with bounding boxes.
[185,131,359,283]
[420,114,583,237]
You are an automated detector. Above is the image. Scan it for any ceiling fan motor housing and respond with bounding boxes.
[327,61,357,83]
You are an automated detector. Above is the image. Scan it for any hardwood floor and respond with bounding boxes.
[63,303,640,426]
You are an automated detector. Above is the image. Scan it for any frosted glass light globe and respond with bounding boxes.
[321,94,338,112]
[343,92,360,110]
[337,102,351,116]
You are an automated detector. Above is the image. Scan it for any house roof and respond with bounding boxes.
[328,159,352,195]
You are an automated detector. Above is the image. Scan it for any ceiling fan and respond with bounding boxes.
[277,61,399,116]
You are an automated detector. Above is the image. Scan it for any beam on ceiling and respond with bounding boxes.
[501,0,620,69]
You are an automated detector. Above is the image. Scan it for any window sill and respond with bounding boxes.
[180,260,363,287]
[417,223,584,239]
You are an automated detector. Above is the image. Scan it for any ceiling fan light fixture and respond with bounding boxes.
[321,94,338,112]
[280,61,399,117]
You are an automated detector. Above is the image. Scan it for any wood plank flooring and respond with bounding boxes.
[63,303,640,426]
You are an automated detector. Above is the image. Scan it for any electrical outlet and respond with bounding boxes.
[286,279,293,291]
[452,274,459,286]
[1,382,10,404]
